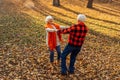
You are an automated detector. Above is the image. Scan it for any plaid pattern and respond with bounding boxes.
[59,22,88,47]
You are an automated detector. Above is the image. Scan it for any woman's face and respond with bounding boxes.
[48,19,53,24]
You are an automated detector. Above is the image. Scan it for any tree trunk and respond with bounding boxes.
[107,0,112,3]
[53,0,60,7]
[87,0,93,8]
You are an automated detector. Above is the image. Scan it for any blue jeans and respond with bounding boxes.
[61,44,81,74]
[49,45,61,62]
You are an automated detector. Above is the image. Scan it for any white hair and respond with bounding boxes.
[45,15,53,23]
[77,14,86,22]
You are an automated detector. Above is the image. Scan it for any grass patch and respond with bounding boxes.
[0,13,45,47]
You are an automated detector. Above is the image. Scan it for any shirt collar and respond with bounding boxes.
[78,21,85,25]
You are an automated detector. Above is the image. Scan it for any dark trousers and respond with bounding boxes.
[61,44,81,74]
[49,45,61,62]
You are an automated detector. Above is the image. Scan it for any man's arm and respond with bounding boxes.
[58,26,72,34]
[60,26,70,29]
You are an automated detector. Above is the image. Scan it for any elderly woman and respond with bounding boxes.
[45,15,66,66]
[58,14,88,75]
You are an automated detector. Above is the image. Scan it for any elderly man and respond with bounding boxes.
[58,14,88,75]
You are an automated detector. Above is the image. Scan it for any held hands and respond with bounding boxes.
[54,25,70,32]
[54,29,58,32]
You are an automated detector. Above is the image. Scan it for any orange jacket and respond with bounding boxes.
[45,23,62,50]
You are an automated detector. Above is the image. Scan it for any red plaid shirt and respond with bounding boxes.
[59,22,88,47]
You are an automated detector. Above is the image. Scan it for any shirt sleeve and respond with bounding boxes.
[46,28,55,32]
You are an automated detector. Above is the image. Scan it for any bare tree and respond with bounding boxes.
[87,0,94,8]
[53,0,60,7]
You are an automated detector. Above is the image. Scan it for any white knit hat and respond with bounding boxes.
[77,14,86,22]
[45,15,53,23]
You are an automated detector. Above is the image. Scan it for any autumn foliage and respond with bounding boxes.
[0,0,120,79]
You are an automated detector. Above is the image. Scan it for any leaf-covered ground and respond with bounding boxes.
[0,0,120,79]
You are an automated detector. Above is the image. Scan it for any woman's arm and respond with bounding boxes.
[46,28,57,32]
